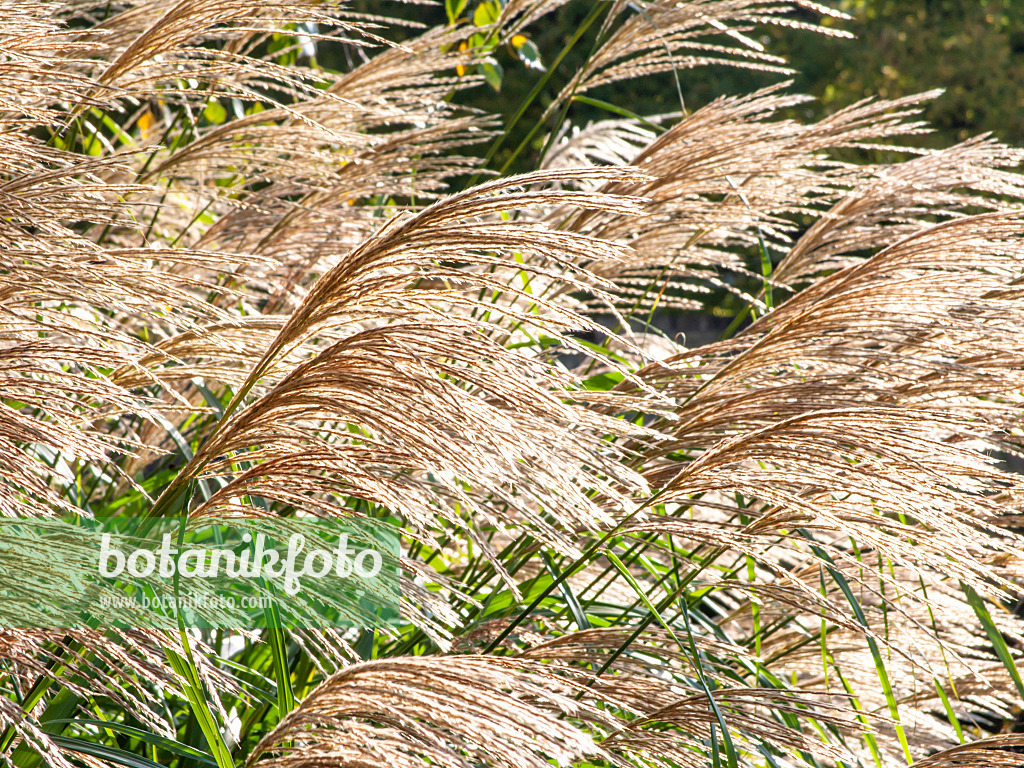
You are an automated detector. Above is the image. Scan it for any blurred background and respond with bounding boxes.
[336,0,1024,347]
[347,0,1024,169]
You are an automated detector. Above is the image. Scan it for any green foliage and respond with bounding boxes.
[780,0,1024,148]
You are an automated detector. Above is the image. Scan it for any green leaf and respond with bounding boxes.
[605,551,738,768]
[473,0,501,27]
[0,638,81,755]
[203,100,227,125]
[807,539,912,765]
[514,38,545,70]
[580,371,624,391]
[11,688,82,768]
[479,573,556,621]
[572,95,666,132]
[831,664,884,768]
[542,334,633,366]
[50,719,218,766]
[164,624,235,768]
[263,618,296,717]
[481,60,503,92]
[605,551,679,646]
[90,107,135,147]
[191,379,227,418]
[932,678,965,744]
[445,0,470,24]
[962,582,1024,701]
[542,552,591,631]
[148,410,215,502]
[214,657,277,705]
[50,735,167,768]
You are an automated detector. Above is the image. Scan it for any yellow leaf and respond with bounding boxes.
[137,110,154,138]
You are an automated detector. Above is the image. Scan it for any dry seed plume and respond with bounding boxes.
[2,1,1024,767]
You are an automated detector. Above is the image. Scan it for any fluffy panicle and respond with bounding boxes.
[2,1,1024,767]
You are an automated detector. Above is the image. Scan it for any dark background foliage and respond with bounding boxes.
[337,0,1023,342]
[345,0,1024,171]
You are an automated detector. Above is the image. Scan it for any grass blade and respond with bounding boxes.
[962,582,1024,701]
[605,550,738,768]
